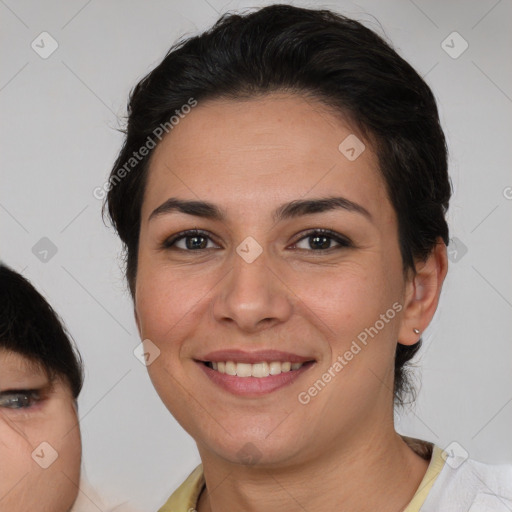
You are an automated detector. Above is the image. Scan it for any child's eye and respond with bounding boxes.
[0,390,41,409]
[291,229,353,251]
[162,229,220,251]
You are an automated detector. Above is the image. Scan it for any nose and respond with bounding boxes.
[212,251,293,334]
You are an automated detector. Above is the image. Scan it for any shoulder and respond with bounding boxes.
[422,451,512,511]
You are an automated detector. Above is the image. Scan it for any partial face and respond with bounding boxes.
[135,94,409,466]
[0,350,81,511]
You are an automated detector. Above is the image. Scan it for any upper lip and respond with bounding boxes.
[197,349,315,364]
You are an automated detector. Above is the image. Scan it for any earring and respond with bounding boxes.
[413,328,420,334]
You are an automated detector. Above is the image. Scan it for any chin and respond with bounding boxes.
[200,431,305,468]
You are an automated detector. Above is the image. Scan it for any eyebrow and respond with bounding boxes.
[148,196,372,223]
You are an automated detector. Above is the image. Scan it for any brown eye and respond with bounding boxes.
[293,229,352,251]
[184,234,209,249]
[162,230,221,251]
[308,234,332,250]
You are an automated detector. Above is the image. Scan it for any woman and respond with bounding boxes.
[104,4,512,511]
[0,263,83,511]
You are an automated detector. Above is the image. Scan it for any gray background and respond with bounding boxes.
[1,0,511,509]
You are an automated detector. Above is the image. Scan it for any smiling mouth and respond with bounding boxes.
[202,360,315,378]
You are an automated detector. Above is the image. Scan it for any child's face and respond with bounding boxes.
[0,349,81,511]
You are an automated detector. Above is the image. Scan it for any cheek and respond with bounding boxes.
[296,258,403,402]
[0,403,81,511]
[135,257,214,343]
[0,414,34,490]
[30,402,82,479]
[296,262,394,334]
[54,407,82,481]
[135,266,201,390]
[37,403,82,508]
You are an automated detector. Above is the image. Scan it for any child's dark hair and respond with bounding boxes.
[0,264,83,398]
[104,4,451,404]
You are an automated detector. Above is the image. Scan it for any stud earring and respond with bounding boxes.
[413,328,420,335]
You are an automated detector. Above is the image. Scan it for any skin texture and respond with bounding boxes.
[134,93,448,511]
[0,350,81,512]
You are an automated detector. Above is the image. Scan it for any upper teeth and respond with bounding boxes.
[210,361,304,377]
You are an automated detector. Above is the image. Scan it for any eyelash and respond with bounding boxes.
[161,228,353,252]
[291,228,353,251]
[0,389,42,410]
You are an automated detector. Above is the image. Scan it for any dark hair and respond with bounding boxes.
[0,264,83,398]
[105,4,451,404]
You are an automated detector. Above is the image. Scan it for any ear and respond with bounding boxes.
[398,238,448,345]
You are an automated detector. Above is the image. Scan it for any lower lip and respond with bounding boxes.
[196,361,315,396]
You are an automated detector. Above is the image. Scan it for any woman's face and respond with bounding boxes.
[0,349,81,511]
[135,93,421,466]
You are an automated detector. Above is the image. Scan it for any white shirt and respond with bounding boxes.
[421,453,512,511]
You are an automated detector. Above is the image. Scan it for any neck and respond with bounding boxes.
[196,426,429,512]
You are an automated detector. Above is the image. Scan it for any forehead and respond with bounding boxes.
[143,93,389,220]
[0,348,47,382]
[0,349,42,371]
